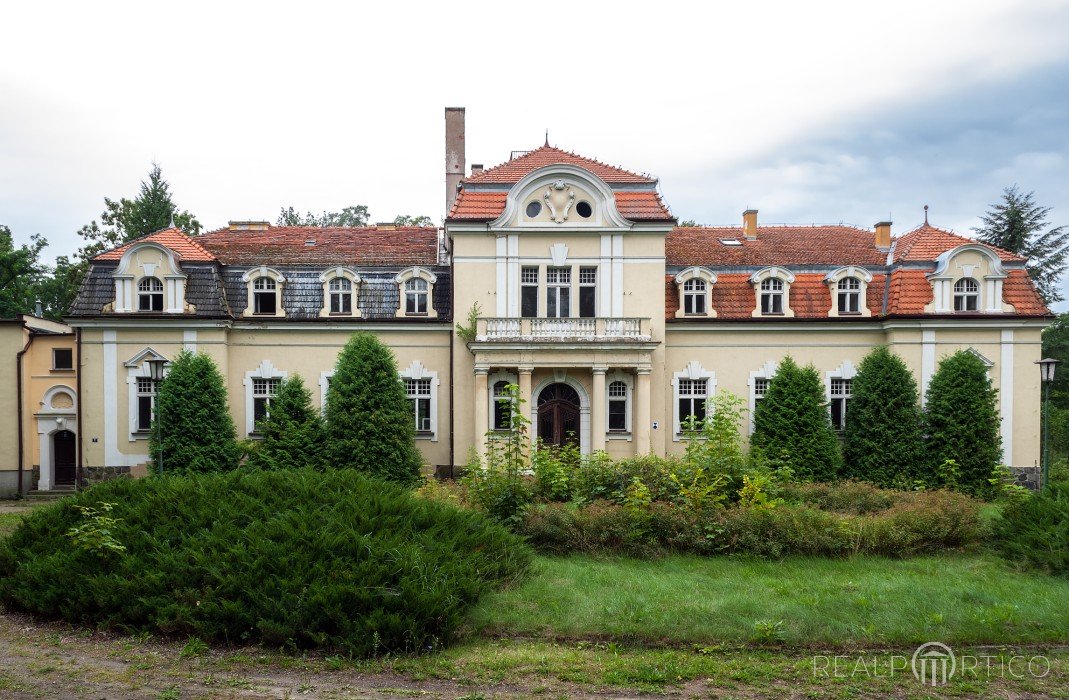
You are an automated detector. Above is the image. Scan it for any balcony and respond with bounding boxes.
[475,317,651,342]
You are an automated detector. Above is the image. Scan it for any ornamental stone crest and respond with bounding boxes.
[543,179,575,223]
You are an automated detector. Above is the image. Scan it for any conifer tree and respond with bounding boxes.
[842,346,925,487]
[246,375,328,471]
[751,357,842,481]
[150,350,239,473]
[325,333,423,485]
[924,350,1002,494]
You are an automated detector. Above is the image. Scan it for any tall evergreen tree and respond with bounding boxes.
[246,375,328,471]
[924,350,1002,494]
[150,350,240,474]
[974,185,1067,305]
[325,333,423,486]
[751,357,842,481]
[842,347,926,487]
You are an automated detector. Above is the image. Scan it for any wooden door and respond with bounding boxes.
[536,383,581,448]
[53,430,76,485]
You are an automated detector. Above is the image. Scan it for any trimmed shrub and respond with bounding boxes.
[325,333,423,486]
[752,357,842,481]
[993,482,1069,576]
[778,480,896,515]
[149,350,239,473]
[0,470,529,656]
[842,347,926,487]
[924,351,1002,494]
[246,375,328,471]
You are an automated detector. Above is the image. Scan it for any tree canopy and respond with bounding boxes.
[974,185,1067,305]
[276,205,370,228]
[0,225,48,319]
[393,214,434,227]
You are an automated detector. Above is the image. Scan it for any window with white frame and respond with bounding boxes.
[830,378,852,431]
[608,380,628,432]
[135,377,158,432]
[252,377,280,428]
[328,277,353,314]
[677,378,709,431]
[253,277,278,315]
[953,278,979,311]
[683,278,707,315]
[521,266,539,318]
[753,377,769,406]
[837,277,861,314]
[579,266,597,318]
[138,277,164,312]
[52,348,73,371]
[492,380,513,430]
[406,378,433,433]
[760,278,784,314]
[547,266,571,318]
[404,278,429,314]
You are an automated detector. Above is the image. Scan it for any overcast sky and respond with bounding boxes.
[2,1,1068,306]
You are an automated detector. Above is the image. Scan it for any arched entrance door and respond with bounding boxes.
[537,383,581,448]
[53,430,76,485]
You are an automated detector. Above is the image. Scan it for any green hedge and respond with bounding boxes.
[994,482,1069,576]
[0,470,529,656]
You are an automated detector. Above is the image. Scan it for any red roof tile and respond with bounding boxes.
[448,189,673,222]
[195,226,439,266]
[448,191,508,220]
[885,270,933,315]
[1003,269,1049,315]
[94,228,216,262]
[668,226,886,267]
[614,191,674,221]
[465,145,656,184]
[893,223,1024,262]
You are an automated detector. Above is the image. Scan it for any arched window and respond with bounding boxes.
[953,278,979,312]
[837,276,861,314]
[253,276,278,315]
[492,380,512,431]
[760,278,784,314]
[404,278,429,314]
[608,380,628,432]
[137,277,164,312]
[683,278,706,315]
[328,277,352,314]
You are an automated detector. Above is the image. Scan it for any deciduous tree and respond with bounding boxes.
[276,205,370,228]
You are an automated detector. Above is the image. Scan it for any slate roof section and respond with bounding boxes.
[197,226,440,266]
[464,145,656,185]
[94,227,216,262]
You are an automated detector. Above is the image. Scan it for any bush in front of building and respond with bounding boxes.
[245,375,328,471]
[842,347,926,488]
[0,469,529,656]
[149,350,240,473]
[993,481,1069,576]
[325,333,423,486]
[751,357,842,481]
[924,350,1003,494]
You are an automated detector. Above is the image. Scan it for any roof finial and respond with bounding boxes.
[544,129,549,148]
[923,204,929,225]
[168,210,176,229]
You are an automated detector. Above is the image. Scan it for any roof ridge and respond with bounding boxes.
[465,144,655,183]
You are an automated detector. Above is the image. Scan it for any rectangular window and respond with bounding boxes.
[579,266,597,318]
[521,266,539,318]
[753,378,769,405]
[406,378,432,432]
[52,348,73,371]
[136,376,158,431]
[254,291,277,315]
[760,292,783,314]
[830,378,852,431]
[547,267,571,318]
[252,377,280,428]
[677,378,708,431]
[608,380,627,432]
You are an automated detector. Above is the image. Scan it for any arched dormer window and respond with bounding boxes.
[954,278,980,312]
[241,266,286,318]
[137,277,164,312]
[673,266,717,318]
[824,266,874,317]
[394,267,437,318]
[319,267,361,317]
[750,267,796,318]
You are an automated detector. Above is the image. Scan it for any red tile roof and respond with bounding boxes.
[893,223,1024,262]
[94,228,217,262]
[885,270,933,315]
[448,189,673,222]
[465,145,656,184]
[1003,269,1049,315]
[194,226,440,266]
[668,225,886,267]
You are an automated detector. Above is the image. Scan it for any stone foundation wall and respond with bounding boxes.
[81,465,131,487]
[0,471,34,499]
[1007,465,1042,491]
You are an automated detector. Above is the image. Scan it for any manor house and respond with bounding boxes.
[15,108,1048,489]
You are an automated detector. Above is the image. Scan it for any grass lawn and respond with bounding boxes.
[0,512,25,539]
[468,554,1069,647]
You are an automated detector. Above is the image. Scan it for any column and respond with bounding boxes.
[518,366,533,432]
[591,366,607,453]
[635,368,651,455]
[474,367,489,459]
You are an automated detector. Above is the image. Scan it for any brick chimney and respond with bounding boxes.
[471,163,484,177]
[874,221,892,250]
[445,107,466,214]
[743,209,758,239]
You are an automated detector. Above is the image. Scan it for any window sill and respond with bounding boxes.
[405,312,430,317]
[415,431,435,440]
[606,431,632,441]
[837,311,862,316]
[50,368,75,373]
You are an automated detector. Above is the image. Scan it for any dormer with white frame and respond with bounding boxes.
[750,267,796,318]
[242,266,287,318]
[925,244,1013,314]
[824,266,874,317]
[395,266,438,318]
[111,242,191,314]
[319,267,362,317]
[674,266,717,318]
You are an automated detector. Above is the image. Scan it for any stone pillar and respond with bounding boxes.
[518,365,533,434]
[474,367,489,458]
[635,368,652,455]
[591,366,607,453]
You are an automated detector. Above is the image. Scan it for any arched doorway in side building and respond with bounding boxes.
[536,382,582,449]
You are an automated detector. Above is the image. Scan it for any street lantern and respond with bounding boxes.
[146,357,168,381]
[145,358,168,473]
[1036,358,1061,490]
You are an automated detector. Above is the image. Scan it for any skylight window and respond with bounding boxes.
[719,238,743,246]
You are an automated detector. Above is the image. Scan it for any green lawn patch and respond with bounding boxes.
[0,513,25,539]
[469,554,1069,647]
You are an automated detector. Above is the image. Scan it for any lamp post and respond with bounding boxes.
[146,358,168,474]
[1036,358,1061,490]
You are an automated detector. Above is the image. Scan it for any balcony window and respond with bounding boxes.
[547,266,571,318]
[521,266,539,318]
[579,266,597,318]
